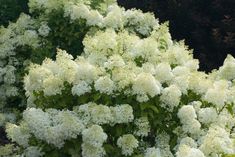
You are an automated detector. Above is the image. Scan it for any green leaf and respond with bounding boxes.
[132,155,144,157]
[104,144,115,153]
[140,103,159,113]
[93,93,101,101]
[116,125,123,136]
[45,150,60,157]
[222,154,235,157]
[226,104,234,115]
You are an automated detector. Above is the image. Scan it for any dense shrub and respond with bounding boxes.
[0,0,118,125]
[0,0,235,157]
[118,0,235,72]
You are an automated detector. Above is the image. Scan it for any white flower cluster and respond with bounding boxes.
[160,85,182,111]
[28,0,158,35]
[155,133,174,157]
[7,103,135,155]
[0,112,16,127]
[28,0,72,13]
[24,27,193,104]
[178,105,201,135]
[134,117,150,137]
[6,122,31,147]
[0,9,54,126]
[0,0,166,117]
[20,108,84,148]
[38,22,51,37]
[76,102,112,125]
[74,102,134,125]
[109,104,134,124]
[0,0,145,125]
[144,147,161,157]
[3,0,235,156]
[64,3,158,35]
[198,107,217,124]
[133,72,161,102]
[81,125,107,157]
[216,54,235,80]
[94,75,115,95]
[117,134,139,156]
[176,145,205,157]
[199,126,234,156]
[23,146,44,157]
[0,14,41,109]
[204,80,229,109]
[20,23,235,156]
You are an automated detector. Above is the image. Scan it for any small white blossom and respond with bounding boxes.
[198,107,217,124]
[71,81,91,96]
[82,142,106,157]
[145,147,161,157]
[38,22,50,37]
[42,75,64,96]
[110,104,134,124]
[23,146,44,157]
[133,72,161,102]
[199,126,234,155]
[155,63,173,83]
[182,119,201,135]
[117,134,139,156]
[217,54,235,80]
[6,123,31,147]
[160,85,181,110]
[104,5,124,29]
[94,75,115,95]
[82,125,107,147]
[90,105,112,125]
[204,80,228,109]
[179,137,197,148]
[178,105,197,123]
[134,117,150,137]
[176,145,205,157]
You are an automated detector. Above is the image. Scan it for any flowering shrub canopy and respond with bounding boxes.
[1,0,235,157]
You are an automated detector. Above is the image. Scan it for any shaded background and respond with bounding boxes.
[1,0,235,72]
[0,0,28,27]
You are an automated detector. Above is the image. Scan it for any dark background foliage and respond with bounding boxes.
[1,0,235,72]
[118,0,235,72]
[0,0,29,27]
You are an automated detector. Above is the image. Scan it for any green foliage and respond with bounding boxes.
[223,155,235,157]
[45,11,89,58]
[0,0,28,26]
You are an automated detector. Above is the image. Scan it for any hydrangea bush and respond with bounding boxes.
[0,0,155,126]
[1,0,235,157]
